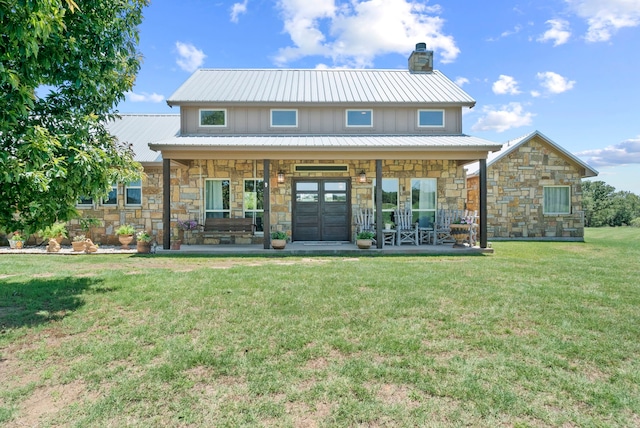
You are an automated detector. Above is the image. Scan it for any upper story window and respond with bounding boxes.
[271,109,298,127]
[543,186,571,215]
[199,109,226,127]
[418,109,444,128]
[346,109,373,127]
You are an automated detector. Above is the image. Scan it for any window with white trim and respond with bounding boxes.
[373,178,399,224]
[199,109,226,127]
[270,109,298,127]
[418,109,444,127]
[103,184,118,206]
[77,196,93,207]
[543,186,571,214]
[125,180,142,206]
[205,179,230,218]
[346,109,373,127]
[411,178,437,228]
[244,179,264,232]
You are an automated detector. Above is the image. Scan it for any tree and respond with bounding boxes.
[582,181,640,227]
[0,0,147,234]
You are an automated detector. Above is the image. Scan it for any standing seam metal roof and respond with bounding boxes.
[167,69,475,105]
[105,114,180,163]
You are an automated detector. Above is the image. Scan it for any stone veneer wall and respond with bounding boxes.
[474,137,585,239]
[67,158,466,245]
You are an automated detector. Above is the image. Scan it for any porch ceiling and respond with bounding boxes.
[149,134,503,161]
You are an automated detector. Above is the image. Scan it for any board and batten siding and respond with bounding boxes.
[181,106,462,135]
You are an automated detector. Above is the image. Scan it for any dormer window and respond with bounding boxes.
[271,109,298,127]
[346,109,373,127]
[418,109,444,127]
[199,109,226,127]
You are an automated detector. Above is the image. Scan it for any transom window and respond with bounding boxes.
[418,109,444,127]
[271,109,298,127]
[199,109,226,127]
[411,178,437,228]
[543,186,571,214]
[205,179,230,218]
[346,109,373,127]
[125,180,142,205]
[373,178,399,224]
[244,179,264,232]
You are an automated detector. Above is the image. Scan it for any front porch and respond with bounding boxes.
[157,241,494,256]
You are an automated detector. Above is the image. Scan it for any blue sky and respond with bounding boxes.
[120,0,640,194]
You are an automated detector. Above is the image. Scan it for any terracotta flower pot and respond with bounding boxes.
[72,241,87,252]
[271,239,287,250]
[356,239,372,249]
[137,241,151,254]
[118,234,134,250]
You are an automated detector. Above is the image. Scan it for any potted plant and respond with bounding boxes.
[41,222,68,244]
[356,231,375,249]
[9,231,25,249]
[271,231,288,250]
[136,230,153,253]
[72,235,87,252]
[449,217,470,247]
[177,219,199,244]
[115,224,136,249]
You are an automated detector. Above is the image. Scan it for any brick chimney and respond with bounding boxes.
[408,42,433,73]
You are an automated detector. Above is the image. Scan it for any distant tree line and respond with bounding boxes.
[581,181,640,227]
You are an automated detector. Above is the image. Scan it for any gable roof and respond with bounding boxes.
[167,69,475,106]
[465,130,598,178]
[105,114,180,163]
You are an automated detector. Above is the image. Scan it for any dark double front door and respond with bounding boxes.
[292,179,351,242]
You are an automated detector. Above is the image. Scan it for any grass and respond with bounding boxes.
[1,228,639,427]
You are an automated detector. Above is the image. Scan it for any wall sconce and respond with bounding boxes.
[277,170,286,183]
[358,170,367,183]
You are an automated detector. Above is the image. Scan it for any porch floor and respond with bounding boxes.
[158,242,494,256]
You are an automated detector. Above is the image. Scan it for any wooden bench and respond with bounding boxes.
[201,218,255,234]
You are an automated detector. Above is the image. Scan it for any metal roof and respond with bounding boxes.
[167,69,475,106]
[465,130,598,178]
[105,114,180,163]
[150,134,500,151]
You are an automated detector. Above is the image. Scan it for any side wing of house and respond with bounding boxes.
[467,131,598,241]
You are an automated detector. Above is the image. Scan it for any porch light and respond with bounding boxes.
[358,170,367,183]
[277,170,286,183]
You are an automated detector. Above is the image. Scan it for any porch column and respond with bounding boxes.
[162,158,171,250]
[375,159,383,249]
[263,159,271,249]
[479,158,488,248]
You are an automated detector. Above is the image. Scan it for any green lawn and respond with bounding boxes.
[1,228,639,427]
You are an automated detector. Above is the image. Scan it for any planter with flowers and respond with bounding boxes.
[9,231,26,249]
[449,218,471,247]
[270,231,288,250]
[136,230,153,254]
[72,235,87,252]
[177,219,199,245]
[115,224,136,249]
[356,231,375,249]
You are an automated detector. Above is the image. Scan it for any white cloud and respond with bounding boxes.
[576,137,640,166]
[126,91,165,103]
[231,0,249,23]
[175,42,206,73]
[492,75,521,95]
[536,71,575,94]
[471,102,534,133]
[455,77,469,87]
[565,0,640,42]
[538,19,571,46]
[274,0,459,67]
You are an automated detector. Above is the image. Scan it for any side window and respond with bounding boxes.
[244,179,264,232]
[411,178,437,227]
[103,184,118,206]
[77,196,93,207]
[346,109,373,127]
[544,186,571,214]
[373,178,399,224]
[125,180,142,206]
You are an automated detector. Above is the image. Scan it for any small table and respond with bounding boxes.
[382,229,396,246]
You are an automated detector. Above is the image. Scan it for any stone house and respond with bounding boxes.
[466,130,598,240]
[71,43,502,249]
